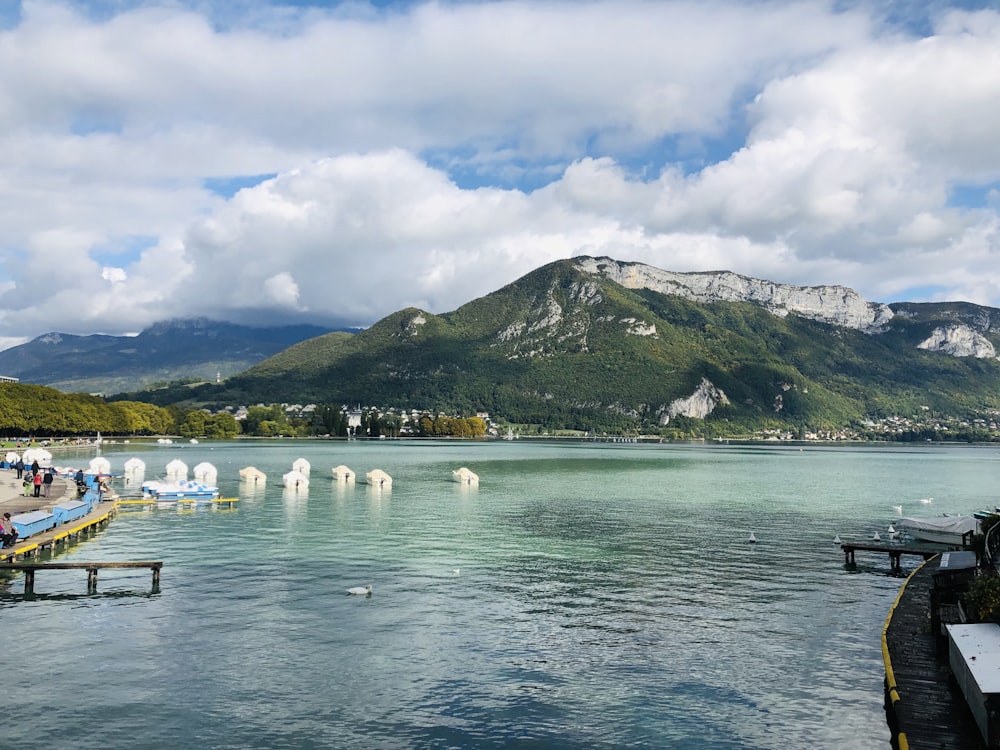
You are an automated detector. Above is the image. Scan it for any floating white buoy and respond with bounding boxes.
[748,532,757,543]
[239,466,267,483]
[834,535,842,545]
[193,462,217,483]
[124,457,146,474]
[347,584,372,596]
[282,470,309,489]
[452,467,479,485]
[165,459,188,479]
[366,469,392,488]
[332,465,355,482]
[873,531,881,542]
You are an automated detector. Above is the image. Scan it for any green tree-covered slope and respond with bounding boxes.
[120,258,1000,435]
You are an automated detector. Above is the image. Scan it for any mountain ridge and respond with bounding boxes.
[120,256,1000,437]
[0,318,338,395]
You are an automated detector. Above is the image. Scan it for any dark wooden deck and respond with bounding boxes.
[884,558,986,749]
[843,540,946,568]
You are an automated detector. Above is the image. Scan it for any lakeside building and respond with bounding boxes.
[0,375,19,383]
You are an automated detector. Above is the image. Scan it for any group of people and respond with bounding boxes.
[13,458,55,498]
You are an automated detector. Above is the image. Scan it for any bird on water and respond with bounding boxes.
[347,584,372,596]
[748,532,757,543]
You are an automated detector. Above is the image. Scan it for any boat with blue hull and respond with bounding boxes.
[141,480,220,501]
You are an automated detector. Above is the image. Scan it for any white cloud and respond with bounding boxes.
[101,266,127,283]
[0,1,998,345]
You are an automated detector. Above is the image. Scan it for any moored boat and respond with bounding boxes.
[897,514,979,545]
[141,479,220,501]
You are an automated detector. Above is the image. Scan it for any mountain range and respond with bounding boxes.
[117,257,1000,436]
[0,318,334,395]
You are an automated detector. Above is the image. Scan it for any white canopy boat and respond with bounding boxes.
[897,515,979,545]
[142,479,220,501]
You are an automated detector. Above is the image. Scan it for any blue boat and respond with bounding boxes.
[141,480,220,501]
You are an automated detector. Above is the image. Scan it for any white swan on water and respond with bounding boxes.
[347,584,372,596]
[892,505,903,514]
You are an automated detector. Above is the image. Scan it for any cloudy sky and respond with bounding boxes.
[0,0,998,348]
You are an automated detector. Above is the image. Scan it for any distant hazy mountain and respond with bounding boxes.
[0,318,338,395]
[112,257,1000,435]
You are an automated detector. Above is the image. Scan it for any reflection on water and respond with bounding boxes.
[5,440,993,748]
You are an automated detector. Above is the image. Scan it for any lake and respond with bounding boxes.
[3,439,995,749]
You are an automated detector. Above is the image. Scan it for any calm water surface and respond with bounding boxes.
[3,440,997,749]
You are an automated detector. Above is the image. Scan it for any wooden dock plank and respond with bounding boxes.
[884,559,986,749]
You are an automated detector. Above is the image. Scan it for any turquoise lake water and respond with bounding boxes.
[3,440,997,749]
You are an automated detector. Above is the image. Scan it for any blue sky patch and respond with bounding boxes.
[91,235,158,269]
[204,174,278,199]
[948,183,1000,210]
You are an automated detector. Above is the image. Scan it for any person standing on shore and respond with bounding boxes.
[32,471,42,497]
[23,474,32,496]
[30,459,39,475]
[42,469,54,497]
[14,458,23,479]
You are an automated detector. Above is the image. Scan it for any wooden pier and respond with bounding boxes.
[0,561,163,593]
[883,557,986,749]
[0,503,116,562]
[842,541,953,573]
[116,496,238,508]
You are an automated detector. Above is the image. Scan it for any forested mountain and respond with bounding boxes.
[117,257,1000,436]
[0,318,336,395]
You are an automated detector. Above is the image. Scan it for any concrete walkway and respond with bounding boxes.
[0,468,71,515]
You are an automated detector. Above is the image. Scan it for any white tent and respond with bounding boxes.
[165,459,188,479]
[292,458,311,476]
[193,462,218,483]
[282,470,309,489]
[5,451,19,463]
[22,448,53,466]
[452,467,479,485]
[124,457,146,474]
[332,465,355,482]
[366,469,392,488]
[239,466,267,483]
[89,457,111,475]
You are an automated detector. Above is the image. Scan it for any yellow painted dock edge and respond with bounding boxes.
[881,556,937,750]
[0,507,114,562]
[116,497,238,506]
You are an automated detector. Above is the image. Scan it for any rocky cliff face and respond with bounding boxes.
[576,257,895,333]
[658,378,730,424]
[917,325,998,359]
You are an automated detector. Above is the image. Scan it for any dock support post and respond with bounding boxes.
[23,569,34,593]
[152,564,160,588]
[87,567,97,593]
